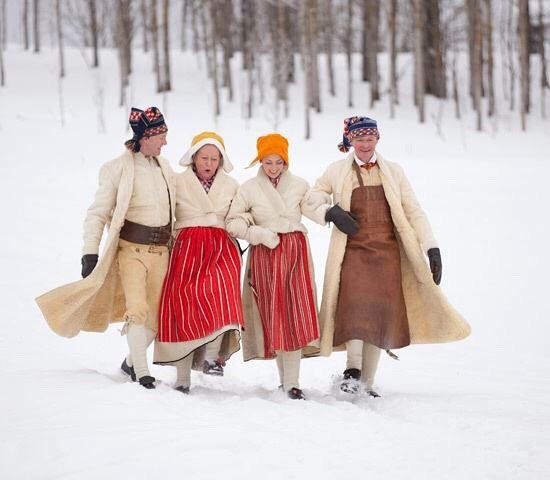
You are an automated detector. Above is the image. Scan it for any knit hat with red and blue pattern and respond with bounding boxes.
[129,106,168,140]
[338,116,380,152]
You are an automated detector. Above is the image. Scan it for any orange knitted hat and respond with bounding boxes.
[248,133,289,167]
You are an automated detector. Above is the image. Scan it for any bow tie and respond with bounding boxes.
[361,162,377,170]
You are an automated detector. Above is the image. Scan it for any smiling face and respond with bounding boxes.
[261,154,286,179]
[193,144,221,181]
[350,134,378,163]
[139,132,167,157]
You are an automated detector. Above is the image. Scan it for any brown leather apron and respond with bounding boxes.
[333,163,410,349]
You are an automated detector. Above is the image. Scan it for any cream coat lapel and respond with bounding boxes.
[256,167,287,213]
[183,166,215,212]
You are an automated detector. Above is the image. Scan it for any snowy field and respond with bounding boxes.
[1,46,549,479]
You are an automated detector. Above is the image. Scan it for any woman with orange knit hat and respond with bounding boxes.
[153,132,244,394]
[225,133,330,400]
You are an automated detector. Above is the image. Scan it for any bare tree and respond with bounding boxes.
[116,0,133,106]
[23,0,30,50]
[301,0,314,139]
[423,0,446,98]
[412,0,425,122]
[323,0,336,96]
[151,0,162,92]
[89,0,99,67]
[366,0,380,106]
[1,0,6,50]
[33,0,40,53]
[518,0,530,130]
[539,0,548,117]
[162,0,171,91]
[0,0,4,86]
[241,0,256,118]
[141,0,149,52]
[483,0,495,117]
[56,0,65,78]
[181,0,189,51]
[388,0,398,117]
[345,0,353,108]
[202,1,220,116]
[506,0,515,111]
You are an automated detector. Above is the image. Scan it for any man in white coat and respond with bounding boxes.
[36,107,176,390]
[312,116,470,397]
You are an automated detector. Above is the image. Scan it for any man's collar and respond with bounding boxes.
[354,152,377,166]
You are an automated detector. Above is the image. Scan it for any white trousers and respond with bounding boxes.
[346,339,381,389]
[125,323,156,380]
[275,350,301,391]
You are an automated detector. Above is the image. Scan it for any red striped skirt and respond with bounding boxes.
[158,226,244,342]
[249,231,319,359]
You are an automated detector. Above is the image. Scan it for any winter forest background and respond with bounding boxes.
[1,1,549,479]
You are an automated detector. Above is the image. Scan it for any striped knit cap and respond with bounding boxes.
[338,116,380,152]
[129,106,168,141]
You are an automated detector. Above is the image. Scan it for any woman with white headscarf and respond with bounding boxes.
[154,131,244,393]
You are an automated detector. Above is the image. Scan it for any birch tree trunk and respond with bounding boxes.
[23,0,29,50]
[181,0,188,52]
[412,0,425,122]
[89,0,99,67]
[423,0,446,98]
[518,0,530,129]
[484,0,495,117]
[506,0,515,111]
[301,1,312,139]
[346,0,353,108]
[162,0,171,91]
[539,0,548,118]
[366,0,380,106]
[1,0,6,50]
[388,0,398,116]
[33,0,40,53]
[0,0,4,86]
[151,0,162,92]
[141,0,149,53]
[56,0,64,78]
[324,0,335,96]
[472,0,483,130]
[204,1,220,116]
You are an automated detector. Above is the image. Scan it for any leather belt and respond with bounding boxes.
[119,219,171,246]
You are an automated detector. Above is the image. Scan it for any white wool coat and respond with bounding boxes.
[153,167,242,365]
[225,168,330,360]
[312,152,470,355]
[36,150,176,338]
[174,167,239,230]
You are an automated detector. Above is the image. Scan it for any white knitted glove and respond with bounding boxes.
[248,226,280,249]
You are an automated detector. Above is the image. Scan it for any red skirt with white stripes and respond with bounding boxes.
[157,227,244,342]
[249,231,319,359]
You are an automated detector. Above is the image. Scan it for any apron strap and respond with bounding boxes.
[352,162,365,188]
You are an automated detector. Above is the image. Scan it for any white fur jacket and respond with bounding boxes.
[175,167,239,230]
[225,167,330,246]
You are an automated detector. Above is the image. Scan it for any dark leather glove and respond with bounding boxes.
[427,248,442,285]
[81,254,99,278]
[325,205,359,236]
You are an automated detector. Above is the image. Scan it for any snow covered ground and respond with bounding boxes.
[1,46,549,479]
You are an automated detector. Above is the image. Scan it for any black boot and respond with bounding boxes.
[287,387,306,400]
[138,376,156,389]
[175,385,190,394]
[120,359,136,382]
[367,389,381,398]
[340,368,361,394]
